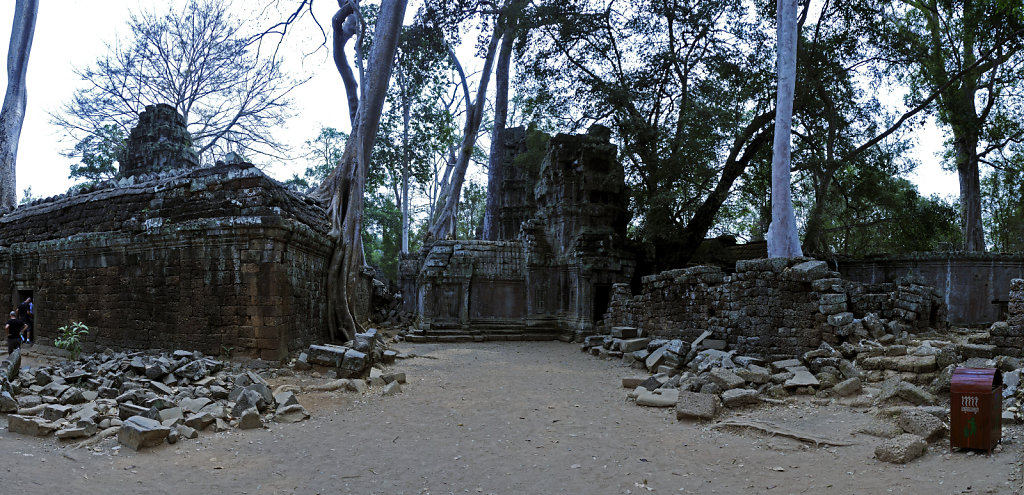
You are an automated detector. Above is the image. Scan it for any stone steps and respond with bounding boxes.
[404,329,566,343]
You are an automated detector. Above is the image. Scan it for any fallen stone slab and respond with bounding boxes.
[636,388,679,407]
[638,376,664,391]
[833,377,863,397]
[771,359,802,372]
[709,368,745,390]
[42,404,74,421]
[721,388,760,408]
[8,414,58,437]
[875,434,927,464]
[734,366,771,385]
[784,368,820,388]
[618,338,650,353]
[675,391,721,420]
[273,404,310,423]
[307,344,348,367]
[897,409,947,442]
[119,416,171,450]
[184,412,216,430]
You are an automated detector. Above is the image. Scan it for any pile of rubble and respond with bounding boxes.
[584,324,1020,463]
[0,347,310,450]
[0,328,407,451]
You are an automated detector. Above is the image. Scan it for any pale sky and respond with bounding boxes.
[0,0,960,204]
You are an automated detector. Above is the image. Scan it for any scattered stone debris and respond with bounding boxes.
[0,328,409,451]
[579,318,1022,464]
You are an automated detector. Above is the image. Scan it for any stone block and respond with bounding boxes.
[721,388,760,408]
[184,412,215,430]
[381,381,402,396]
[709,368,745,390]
[237,407,262,429]
[611,326,639,339]
[636,388,679,407]
[897,409,946,442]
[618,338,650,353]
[784,368,820,388]
[273,404,310,423]
[734,366,771,385]
[676,391,721,420]
[874,434,927,464]
[833,377,862,397]
[118,416,170,450]
[7,415,57,437]
[827,312,854,327]
[307,344,348,367]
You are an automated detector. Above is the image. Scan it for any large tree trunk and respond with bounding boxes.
[766,0,803,258]
[955,130,985,251]
[428,31,501,239]
[318,0,407,342]
[481,28,516,241]
[399,66,411,254]
[0,0,38,212]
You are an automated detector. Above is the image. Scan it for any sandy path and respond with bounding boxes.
[2,341,1022,494]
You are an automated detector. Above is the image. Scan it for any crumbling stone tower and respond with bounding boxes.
[402,125,635,339]
[119,103,200,177]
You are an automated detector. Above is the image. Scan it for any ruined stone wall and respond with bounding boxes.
[602,259,948,361]
[0,163,331,360]
[839,253,1024,325]
[1000,278,1024,356]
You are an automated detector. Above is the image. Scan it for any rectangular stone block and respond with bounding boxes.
[118,416,171,451]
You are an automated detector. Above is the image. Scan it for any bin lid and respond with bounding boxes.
[950,367,1002,393]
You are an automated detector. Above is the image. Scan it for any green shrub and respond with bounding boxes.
[54,322,89,361]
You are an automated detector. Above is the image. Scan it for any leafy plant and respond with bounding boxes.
[54,322,89,361]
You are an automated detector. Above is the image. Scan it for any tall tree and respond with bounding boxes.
[518,0,776,268]
[424,0,512,240]
[886,0,1024,251]
[0,0,38,211]
[54,0,299,166]
[482,0,528,240]
[766,0,803,258]
[317,0,408,341]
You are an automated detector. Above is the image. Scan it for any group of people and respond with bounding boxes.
[5,297,33,354]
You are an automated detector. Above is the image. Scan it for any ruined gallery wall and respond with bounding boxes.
[602,258,946,361]
[1004,279,1024,356]
[838,253,1024,325]
[0,163,331,360]
[414,240,539,330]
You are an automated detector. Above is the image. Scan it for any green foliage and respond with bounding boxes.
[65,124,125,183]
[983,160,1024,252]
[54,322,90,361]
[19,186,39,205]
[284,127,347,191]
[456,181,487,240]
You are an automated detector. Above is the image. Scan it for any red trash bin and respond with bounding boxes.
[950,367,1002,454]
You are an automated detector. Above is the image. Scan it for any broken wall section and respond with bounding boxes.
[602,259,948,361]
[999,278,1024,356]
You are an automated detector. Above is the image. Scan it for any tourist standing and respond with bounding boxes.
[17,297,32,343]
[5,311,24,354]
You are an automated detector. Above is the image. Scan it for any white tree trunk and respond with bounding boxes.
[766,0,803,258]
[0,0,38,211]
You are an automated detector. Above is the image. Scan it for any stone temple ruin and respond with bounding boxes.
[1,103,1022,367]
[400,125,635,340]
[0,104,335,360]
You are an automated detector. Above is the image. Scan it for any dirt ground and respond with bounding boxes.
[3,341,1023,494]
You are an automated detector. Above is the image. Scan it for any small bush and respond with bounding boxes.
[55,322,89,361]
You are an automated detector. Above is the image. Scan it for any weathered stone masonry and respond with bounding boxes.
[0,163,330,359]
[0,105,333,359]
[402,126,635,338]
[601,259,947,361]
[1003,278,1024,356]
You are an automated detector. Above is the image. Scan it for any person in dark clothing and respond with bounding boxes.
[16,297,32,343]
[6,311,24,354]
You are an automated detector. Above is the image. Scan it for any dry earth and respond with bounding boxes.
[2,341,1023,494]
